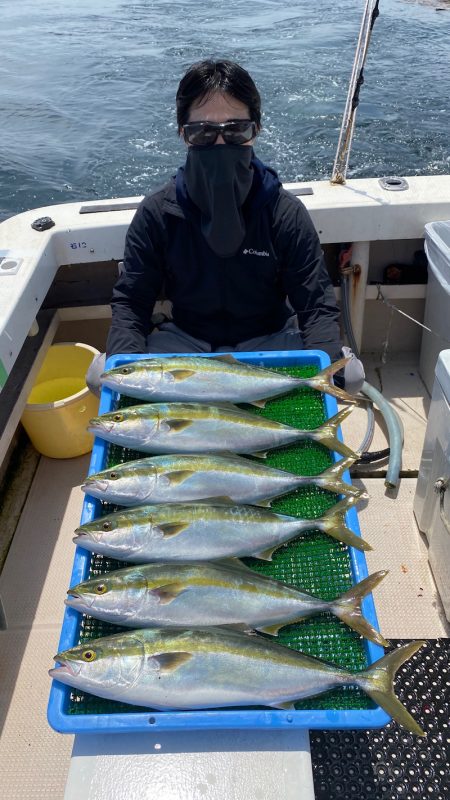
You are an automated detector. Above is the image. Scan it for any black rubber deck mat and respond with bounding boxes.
[310,638,450,800]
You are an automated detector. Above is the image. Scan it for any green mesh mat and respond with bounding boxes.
[68,364,373,715]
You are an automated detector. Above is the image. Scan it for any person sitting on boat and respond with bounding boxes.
[87,59,364,396]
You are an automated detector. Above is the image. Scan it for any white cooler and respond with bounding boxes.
[414,349,450,620]
[419,220,450,395]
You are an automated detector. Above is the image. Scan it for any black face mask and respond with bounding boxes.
[184,144,254,258]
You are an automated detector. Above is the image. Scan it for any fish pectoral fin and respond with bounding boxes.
[256,622,284,636]
[167,369,197,381]
[158,522,189,538]
[161,419,194,433]
[268,700,296,710]
[153,652,193,674]
[165,470,195,485]
[151,583,186,604]
[248,399,267,409]
[253,546,277,561]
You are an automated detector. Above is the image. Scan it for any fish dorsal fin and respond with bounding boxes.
[208,451,250,461]
[167,369,197,381]
[157,522,189,538]
[248,399,267,409]
[253,498,273,508]
[200,496,236,505]
[152,652,192,674]
[221,623,256,634]
[209,402,243,412]
[151,583,186,604]
[256,622,284,636]
[165,470,195,485]
[211,354,240,365]
[268,700,296,710]
[215,558,257,573]
[253,546,277,562]
[248,450,269,459]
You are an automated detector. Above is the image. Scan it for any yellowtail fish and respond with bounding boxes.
[100,354,356,405]
[49,628,426,735]
[87,404,357,459]
[81,453,367,507]
[73,495,371,559]
[65,561,388,645]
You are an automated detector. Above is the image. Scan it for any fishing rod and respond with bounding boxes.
[331,0,380,185]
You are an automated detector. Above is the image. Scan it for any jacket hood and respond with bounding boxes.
[172,152,281,219]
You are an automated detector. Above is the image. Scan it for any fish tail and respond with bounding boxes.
[321,497,372,551]
[329,479,367,500]
[310,408,359,459]
[355,641,427,736]
[322,454,356,478]
[301,357,356,403]
[319,456,368,500]
[330,571,388,645]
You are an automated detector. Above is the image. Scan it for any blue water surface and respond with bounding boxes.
[0,0,449,221]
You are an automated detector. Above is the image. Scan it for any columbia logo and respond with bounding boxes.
[243,248,270,257]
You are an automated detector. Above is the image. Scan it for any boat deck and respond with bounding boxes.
[0,352,448,799]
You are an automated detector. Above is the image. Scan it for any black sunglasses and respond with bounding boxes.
[183,119,257,146]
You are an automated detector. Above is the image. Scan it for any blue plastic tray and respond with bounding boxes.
[48,349,389,733]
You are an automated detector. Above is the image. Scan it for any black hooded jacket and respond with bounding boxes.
[106,155,342,358]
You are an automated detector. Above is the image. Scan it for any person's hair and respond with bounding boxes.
[176,60,261,133]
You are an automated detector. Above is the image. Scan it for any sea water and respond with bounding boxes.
[0,0,449,222]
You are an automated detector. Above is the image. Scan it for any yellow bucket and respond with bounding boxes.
[21,342,100,459]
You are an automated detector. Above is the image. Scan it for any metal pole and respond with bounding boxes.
[331,0,380,185]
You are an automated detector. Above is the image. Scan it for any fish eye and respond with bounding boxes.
[82,649,96,662]
[109,471,119,480]
[95,583,107,594]
[121,366,133,374]
[113,413,123,422]
[102,521,113,531]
